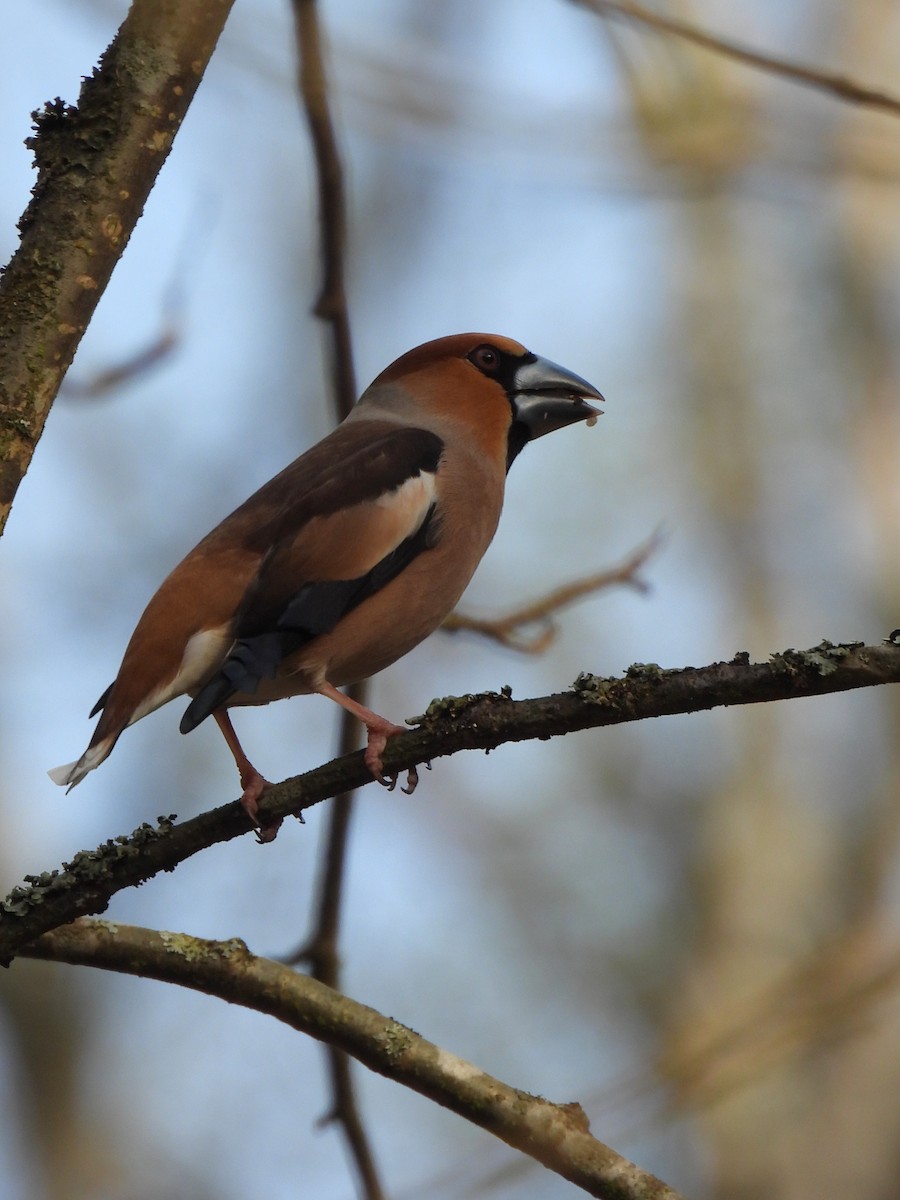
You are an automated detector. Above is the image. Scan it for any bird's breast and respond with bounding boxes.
[309,448,505,687]
[225,444,505,706]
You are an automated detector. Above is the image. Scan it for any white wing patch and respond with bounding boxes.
[374,470,436,539]
[128,624,234,726]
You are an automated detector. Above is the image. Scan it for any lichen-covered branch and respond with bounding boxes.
[0,0,234,536]
[19,919,684,1200]
[3,640,899,963]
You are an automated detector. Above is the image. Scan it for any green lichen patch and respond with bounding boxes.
[624,661,664,681]
[1,814,178,917]
[381,1020,414,1061]
[773,640,865,677]
[159,930,248,963]
[413,685,514,726]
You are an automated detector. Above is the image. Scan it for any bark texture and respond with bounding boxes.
[0,0,234,535]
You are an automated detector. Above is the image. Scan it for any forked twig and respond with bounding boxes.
[444,528,663,653]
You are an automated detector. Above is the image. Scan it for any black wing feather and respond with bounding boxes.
[89,682,114,718]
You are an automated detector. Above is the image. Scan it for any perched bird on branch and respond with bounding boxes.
[50,333,602,838]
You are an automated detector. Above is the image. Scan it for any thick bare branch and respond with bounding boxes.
[19,919,684,1200]
[0,0,235,536]
[3,641,898,963]
[578,0,900,118]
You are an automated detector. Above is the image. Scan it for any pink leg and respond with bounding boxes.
[213,710,282,842]
[317,681,419,795]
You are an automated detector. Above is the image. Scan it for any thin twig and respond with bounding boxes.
[578,0,900,118]
[291,3,383,1196]
[61,324,180,398]
[19,919,685,1200]
[582,933,900,1145]
[656,940,900,1115]
[291,708,382,1198]
[62,196,214,399]
[444,529,663,653]
[294,0,356,418]
[4,641,900,965]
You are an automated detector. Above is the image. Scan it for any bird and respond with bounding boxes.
[49,333,603,839]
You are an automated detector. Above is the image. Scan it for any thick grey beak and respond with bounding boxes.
[511,354,604,439]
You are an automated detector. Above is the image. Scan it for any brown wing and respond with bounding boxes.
[179,424,443,730]
[90,421,442,732]
[201,420,443,555]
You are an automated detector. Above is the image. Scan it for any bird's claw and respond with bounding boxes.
[373,765,418,794]
[400,764,419,795]
[367,747,419,795]
[239,770,282,843]
[254,824,280,844]
[364,724,421,795]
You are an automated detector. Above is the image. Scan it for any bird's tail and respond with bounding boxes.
[48,732,119,792]
[48,680,123,792]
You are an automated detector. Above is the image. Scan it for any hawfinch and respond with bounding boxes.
[50,333,602,837]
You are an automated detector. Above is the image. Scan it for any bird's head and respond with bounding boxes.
[362,333,604,470]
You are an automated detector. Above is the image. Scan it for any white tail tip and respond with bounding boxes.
[48,738,114,792]
[48,759,81,788]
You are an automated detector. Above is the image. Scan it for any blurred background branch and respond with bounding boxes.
[578,0,900,117]
[443,529,663,653]
[290,2,383,1196]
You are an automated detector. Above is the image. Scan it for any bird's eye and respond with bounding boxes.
[470,344,500,372]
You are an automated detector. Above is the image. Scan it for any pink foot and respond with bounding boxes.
[364,725,419,795]
[213,710,282,843]
[314,682,421,795]
[239,768,282,843]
